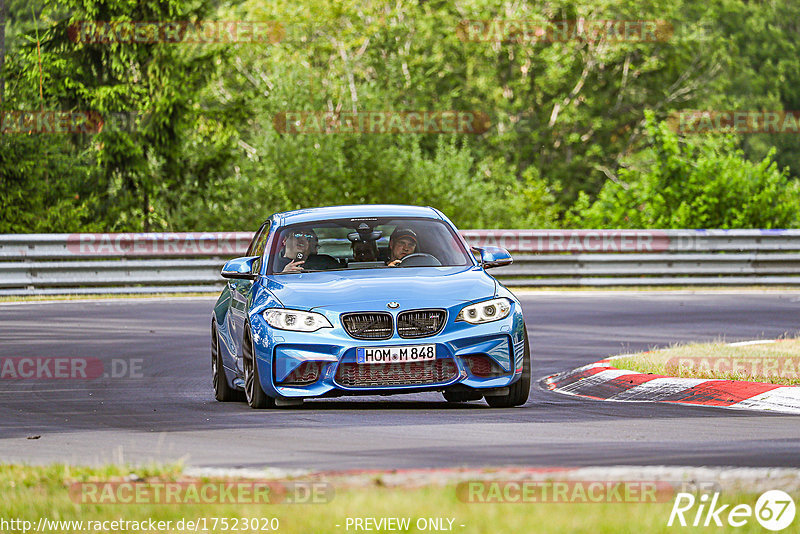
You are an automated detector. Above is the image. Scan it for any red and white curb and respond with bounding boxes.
[544,342,800,415]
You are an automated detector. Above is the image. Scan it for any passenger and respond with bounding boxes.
[351,240,379,262]
[387,227,418,267]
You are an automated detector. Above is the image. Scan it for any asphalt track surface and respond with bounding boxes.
[1,292,799,470]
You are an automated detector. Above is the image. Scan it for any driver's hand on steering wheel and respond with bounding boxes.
[387,259,402,267]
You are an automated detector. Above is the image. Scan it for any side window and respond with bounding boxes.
[246,221,269,272]
[248,222,270,273]
[253,224,270,258]
[246,223,267,256]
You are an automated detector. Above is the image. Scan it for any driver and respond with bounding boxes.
[276,228,319,273]
[387,227,418,267]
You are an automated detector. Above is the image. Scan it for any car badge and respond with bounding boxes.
[387,301,400,309]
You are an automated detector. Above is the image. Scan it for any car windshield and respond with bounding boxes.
[269,217,473,274]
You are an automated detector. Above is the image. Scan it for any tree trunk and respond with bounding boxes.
[143,189,150,232]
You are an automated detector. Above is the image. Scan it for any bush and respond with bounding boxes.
[567,111,800,229]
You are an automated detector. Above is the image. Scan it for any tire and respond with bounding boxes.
[243,325,274,409]
[212,323,244,402]
[485,328,531,408]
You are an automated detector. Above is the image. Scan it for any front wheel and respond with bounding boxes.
[212,323,244,402]
[243,326,274,409]
[485,328,531,408]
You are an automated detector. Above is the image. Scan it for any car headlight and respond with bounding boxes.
[456,298,512,324]
[263,309,333,332]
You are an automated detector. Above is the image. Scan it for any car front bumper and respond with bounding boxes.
[248,304,527,399]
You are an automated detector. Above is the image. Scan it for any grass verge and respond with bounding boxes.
[0,464,794,533]
[612,338,800,386]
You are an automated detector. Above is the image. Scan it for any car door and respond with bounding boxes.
[229,222,269,372]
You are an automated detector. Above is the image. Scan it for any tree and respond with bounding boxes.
[0,0,6,105]
[567,111,800,229]
[11,0,240,231]
[209,0,563,229]
[3,0,800,233]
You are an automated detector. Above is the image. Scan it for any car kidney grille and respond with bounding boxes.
[341,312,393,340]
[397,309,446,338]
[335,359,458,388]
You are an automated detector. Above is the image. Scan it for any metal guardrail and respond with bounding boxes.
[1,230,800,295]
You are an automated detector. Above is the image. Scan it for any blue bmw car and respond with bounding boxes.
[211,205,530,408]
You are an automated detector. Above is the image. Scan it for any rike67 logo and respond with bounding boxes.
[668,490,796,531]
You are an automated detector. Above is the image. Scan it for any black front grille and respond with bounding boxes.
[335,359,458,388]
[341,312,393,340]
[397,309,446,338]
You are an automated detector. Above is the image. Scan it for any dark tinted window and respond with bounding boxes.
[269,218,472,274]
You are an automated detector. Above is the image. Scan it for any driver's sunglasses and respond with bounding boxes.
[292,232,317,241]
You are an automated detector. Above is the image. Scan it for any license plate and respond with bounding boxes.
[356,344,436,364]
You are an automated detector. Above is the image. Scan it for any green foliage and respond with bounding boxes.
[709,0,800,181]
[207,2,562,230]
[568,111,800,229]
[397,139,560,229]
[3,0,240,231]
[1,0,800,232]
[0,135,101,232]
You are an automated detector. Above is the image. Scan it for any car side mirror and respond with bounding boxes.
[471,246,513,269]
[221,256,259,280]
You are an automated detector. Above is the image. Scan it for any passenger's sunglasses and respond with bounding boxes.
[291,232,317,241]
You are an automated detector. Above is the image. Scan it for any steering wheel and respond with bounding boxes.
[397,253,442,267]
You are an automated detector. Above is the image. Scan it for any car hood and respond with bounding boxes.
[262,266,496,312]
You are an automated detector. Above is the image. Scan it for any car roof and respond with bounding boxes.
[272,205,443,226]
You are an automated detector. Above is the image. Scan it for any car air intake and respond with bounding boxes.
[341,312,393,340]
[279,362,322,385]
[397,309,446,338]
[335,359,458,388]
[464,355,506,377]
